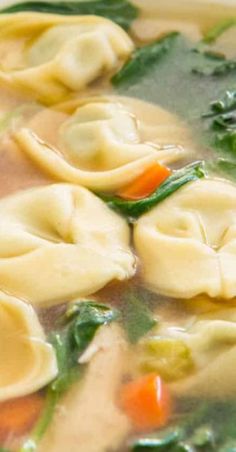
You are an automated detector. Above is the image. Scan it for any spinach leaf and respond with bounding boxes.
[131,430,212,452]
[192,52,236,76]
[131,400,236,452]
[203,19,236,43]
[112,32,236,121]
[131,431,182,451]
[203,90,236,118]
[100,161,206,220]
[50,301,118,394]
[19,389,59,452]
[65,301,119,355]
[130,401,236,452]
[19,301,118,452]
[122,291,157,344]
[214,130,236,155]
[1,0,138,30]
[194,20,236,83]
[202,90,236,161]
[112,31,236,172]
[207,158,236,181]
[112,32,179,86]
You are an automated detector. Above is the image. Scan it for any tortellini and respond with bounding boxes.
[0,183,135,306]
[135,178,236,299]
[0,13,133,104]
[167,309,236,397]
[138,307,236,397]
[0,292,57,401]
[15,100,185,192]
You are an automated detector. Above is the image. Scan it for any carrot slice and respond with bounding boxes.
[0,393,44,441]
[120,373,171,431]
[118,163,171,200]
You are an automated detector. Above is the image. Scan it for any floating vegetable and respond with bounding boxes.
[120,374,171,431]
[100,161,206,219]
[122,291,157,344]
[130,399,236,451]
[203,19,236,44]
[118,163,171,201]
[1,0,138,30]
[20,302,118,452]
[192,52,236,76]
[112,33,179,86]
[0,395,43,444]
[203,90,236,158]
[139,337,194,382]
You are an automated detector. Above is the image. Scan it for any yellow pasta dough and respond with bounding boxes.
[135,178,236,299]
[0,13,134,104]
[0,292,57,401]
[169,309,236,397]
[0,183,135,306]
[15,100,186,192]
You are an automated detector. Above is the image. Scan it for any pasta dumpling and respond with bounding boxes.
[139,307,236,397]
[134,178,236,299]
[0,292,57,401]
[168,309,236,396]
[0,183,135,306]
[0,13,133,104]
[15,100,185,192]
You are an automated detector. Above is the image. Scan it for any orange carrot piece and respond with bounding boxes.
[120,373,171,431]
[118,163,171,200]
[0,393,44,441]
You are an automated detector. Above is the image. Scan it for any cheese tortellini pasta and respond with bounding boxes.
[138,307,236,397]
[0,292,57,401]
[135,178,236,299]
[169,309,236,397]
[15,100,186,191]
[0,183,135,306]
[0,13,134,104]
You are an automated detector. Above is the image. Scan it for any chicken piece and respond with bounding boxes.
[39,324,130,452]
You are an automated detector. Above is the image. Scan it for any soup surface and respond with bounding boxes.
[0,1,236,451]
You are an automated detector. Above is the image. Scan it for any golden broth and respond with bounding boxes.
[0,1,235,451]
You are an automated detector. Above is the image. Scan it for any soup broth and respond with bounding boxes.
[0,1,235,451]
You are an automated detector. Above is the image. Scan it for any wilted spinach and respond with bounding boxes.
[1,0,138,30]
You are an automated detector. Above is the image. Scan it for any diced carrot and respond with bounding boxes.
[0,393,44,441]
[118,163,171,200]
[119,373,171,431]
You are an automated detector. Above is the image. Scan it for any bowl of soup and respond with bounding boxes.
[0,0,235,451]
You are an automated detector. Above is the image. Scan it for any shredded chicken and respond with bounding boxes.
[38,324,131,452]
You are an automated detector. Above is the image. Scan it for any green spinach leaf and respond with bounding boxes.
[100,161,206,220]
[112,32,179,86]
[192,52,236,76]
[203,90,236,117]
[203,19,236,44]
[50,301,118,395]
[214,130,236,155]
[122,291,157,344]
[130,400,236,452]
[131,431,182,451]
[207,158,236,181]
[19,301,118,452]
[112,31,236,178]
[112,32,236,121]
[202,90,236,161]
[1,0,138,30]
